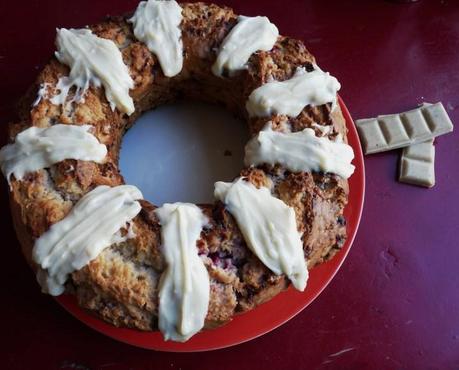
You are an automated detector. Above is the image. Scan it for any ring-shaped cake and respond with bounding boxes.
[0,1,355,342]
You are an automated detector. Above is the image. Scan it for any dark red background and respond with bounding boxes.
[1,0,458,369]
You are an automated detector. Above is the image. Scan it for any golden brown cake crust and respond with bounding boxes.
[6,2,349,331]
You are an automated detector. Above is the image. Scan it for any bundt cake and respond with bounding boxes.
[0,0,354,342]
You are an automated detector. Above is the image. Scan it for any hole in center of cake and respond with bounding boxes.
[119,101,248,205]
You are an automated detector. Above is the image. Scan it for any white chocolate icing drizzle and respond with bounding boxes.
[245,125,355,179]
[52,28,134,114]
[212,15,278,77]
[155,202,209,342]
[33,185,143,296]
[32,83,52,107]
[214,178,308,291]
[129,0,183,77]
[246,65,341,118]
[0,124,107,185]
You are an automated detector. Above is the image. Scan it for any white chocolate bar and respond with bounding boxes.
[356,102,453,154]
[399,139,435,188]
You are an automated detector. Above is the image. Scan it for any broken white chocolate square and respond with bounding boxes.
[399,139,435,188]
[355,102,453,154]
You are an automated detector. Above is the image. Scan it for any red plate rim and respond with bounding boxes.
[55,96,365,352]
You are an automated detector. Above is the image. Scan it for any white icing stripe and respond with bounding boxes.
[246,65,341,118]
[214,178,308,291]
[245,125,355,179]
[33,83,52,107]
[53,28,135,114]
[33,185,143,296]
[155,203,209,342]
[212,15,278,77]
[0,124,107,184]
[129,0,183,77]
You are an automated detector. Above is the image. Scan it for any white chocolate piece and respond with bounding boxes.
[155,203,209,342]
[53,28,134,114]
[246,65,341,118]
[0,124,107,185]
[244,125,355,179]
[129,0,183,77]
[214,178,308,291]
[356,102,453,154]
[399,139,435,188]
[212,15,278,77]
[33,185,143,296]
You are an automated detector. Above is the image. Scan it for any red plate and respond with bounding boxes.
[56,96,365,351]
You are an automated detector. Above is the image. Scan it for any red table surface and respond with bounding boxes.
[1,0,458,369]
